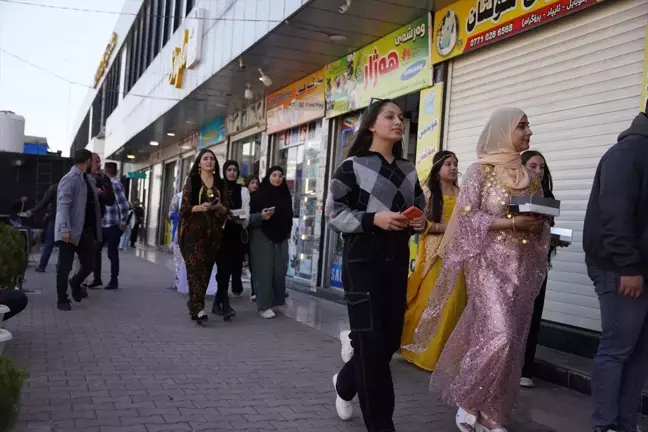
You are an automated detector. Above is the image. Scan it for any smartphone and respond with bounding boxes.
[402,206,424,221]
[266,207,276,212]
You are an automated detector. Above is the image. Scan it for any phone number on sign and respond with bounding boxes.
[469,23,514,48]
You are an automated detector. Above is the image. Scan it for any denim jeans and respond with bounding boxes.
[93,225,122,285]
[588,265,648,432]
[38,219,55,270]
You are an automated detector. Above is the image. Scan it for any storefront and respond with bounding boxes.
[322,15,433,290]
[266,69,328,285]
[433,0,647,331]
[227,100,266,179]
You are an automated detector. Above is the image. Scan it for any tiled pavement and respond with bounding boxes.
[3,250,599,432]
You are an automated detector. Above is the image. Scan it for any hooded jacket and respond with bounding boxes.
[583,112,648,277]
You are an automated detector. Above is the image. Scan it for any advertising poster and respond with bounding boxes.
[642,22,648,113]
[266,70,326,134]
[432,0,606,64]
[325,15,432,118]
[198,116,226,149]
[415,84,444,183]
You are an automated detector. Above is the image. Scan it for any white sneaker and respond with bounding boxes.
[260,309,276,319]
[332,374,353,421]
[250,294,256,302]
[519,377,534,388]
[340,330,354,363]
[456,407,478,432]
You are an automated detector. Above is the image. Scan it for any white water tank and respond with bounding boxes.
[0,111,25,153]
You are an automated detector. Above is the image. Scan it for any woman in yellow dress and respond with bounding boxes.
[400,150,467,371]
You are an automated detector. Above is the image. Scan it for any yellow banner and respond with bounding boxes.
[415,84,444,183]
[432,0,606,64]
[642,23,648,113]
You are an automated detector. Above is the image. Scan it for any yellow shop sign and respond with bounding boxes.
[432,0,606,64]
[93,32,118,88]
[169,29,189,89]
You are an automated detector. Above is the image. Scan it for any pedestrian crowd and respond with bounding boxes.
[3,101,646,432]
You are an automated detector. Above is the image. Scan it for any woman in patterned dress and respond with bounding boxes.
[408,108,551,432]
[178,149,231,324]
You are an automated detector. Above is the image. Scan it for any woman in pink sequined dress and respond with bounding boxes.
[408,108,551,432]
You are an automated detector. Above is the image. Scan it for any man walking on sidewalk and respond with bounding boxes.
[89,162,129,290]
[55,150,106,311]
[583,111,648,432]
[25,182,58,272]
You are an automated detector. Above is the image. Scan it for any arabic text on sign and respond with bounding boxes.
[466,0,537,34]
[363,48,400,90]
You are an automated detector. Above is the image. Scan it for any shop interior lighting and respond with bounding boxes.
[244,84,253,100]
[126,154,136,160]
[149,141,159,146]
[329,34,347,42]
[339,0,351,14]
[258,69,273,87]
[167,132,176,137]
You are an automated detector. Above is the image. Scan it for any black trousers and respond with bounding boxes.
[216,228,244,296]
[336,233,409,432]
[130,223,141,247]
[93,225,122,285]
[56,229,95,303]
[522,276,548,378]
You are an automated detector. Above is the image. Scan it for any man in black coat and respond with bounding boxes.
[583,111,648,432]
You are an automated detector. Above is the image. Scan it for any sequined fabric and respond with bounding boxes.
[409,163,550,424]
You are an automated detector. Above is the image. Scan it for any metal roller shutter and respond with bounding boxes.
[444,0,648,331]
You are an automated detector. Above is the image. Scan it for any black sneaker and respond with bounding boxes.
[85,280,103,289]
[70,281,83,303]
[104,283,118,290]
[35,267,45,273]
[211,303,224,316]
[223,307,236,322]
[57,301,71,311]
[80,285,88,299]
[191,313,208,325]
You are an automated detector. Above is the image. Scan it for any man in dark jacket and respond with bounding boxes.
[583,112,648,432]
[26,183,58,272]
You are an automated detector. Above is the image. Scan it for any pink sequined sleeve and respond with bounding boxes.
[408,163,496,351]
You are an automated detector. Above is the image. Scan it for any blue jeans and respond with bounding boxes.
[38,219,55,270]
[588,265,648,432]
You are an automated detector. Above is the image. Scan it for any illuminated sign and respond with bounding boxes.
[169,30,189,89]
[94,32,118,88]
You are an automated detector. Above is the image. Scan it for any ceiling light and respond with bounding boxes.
[185,120,196,125]
[258,69,272,87]
[167,132,176,137]
[244,84,253,100]
[339,0,351,13]
[329,34,347,42]
[150,141,159,146]
[180,144,192,150]
[126,154,135,160]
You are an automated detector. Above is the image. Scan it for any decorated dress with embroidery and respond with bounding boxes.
[410,163,550,425]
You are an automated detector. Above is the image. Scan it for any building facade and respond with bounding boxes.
[70,0,648,350]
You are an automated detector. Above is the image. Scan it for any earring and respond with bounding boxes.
[436,173,440,180]
[213,170,215,174]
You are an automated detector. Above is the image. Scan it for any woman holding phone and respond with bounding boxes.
[178,149,229,325]
[249,166,293,319]
[325,99,427,432]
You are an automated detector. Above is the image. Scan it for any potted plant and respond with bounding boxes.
[0,356,28,432]
[0,224,28,290]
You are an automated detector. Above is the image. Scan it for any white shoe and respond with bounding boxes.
[332,374,353,421]
[250,294,256,302]
[519,377,534,388]
[340,330,354,363]
[260,309,276,319]
[456,407,478,432]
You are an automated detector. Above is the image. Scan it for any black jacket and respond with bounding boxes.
[92,172,116,218]
[31,183,58,221]
[583,112,648,277]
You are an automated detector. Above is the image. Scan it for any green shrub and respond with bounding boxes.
[0,356,28,432]
[0,225,27,290]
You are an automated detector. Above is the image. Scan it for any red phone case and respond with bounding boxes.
[402,206,424,220]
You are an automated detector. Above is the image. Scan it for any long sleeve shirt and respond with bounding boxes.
[102,178,129,228]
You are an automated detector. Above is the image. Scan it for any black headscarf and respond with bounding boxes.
[223,160,242,210]
[250,166,293,244]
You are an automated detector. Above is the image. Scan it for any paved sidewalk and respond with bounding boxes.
[7,253,558,432]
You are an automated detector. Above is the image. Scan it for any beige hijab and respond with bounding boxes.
[435,107,530,261]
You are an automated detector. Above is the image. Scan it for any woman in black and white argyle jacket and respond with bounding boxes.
[325,99,427,432]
